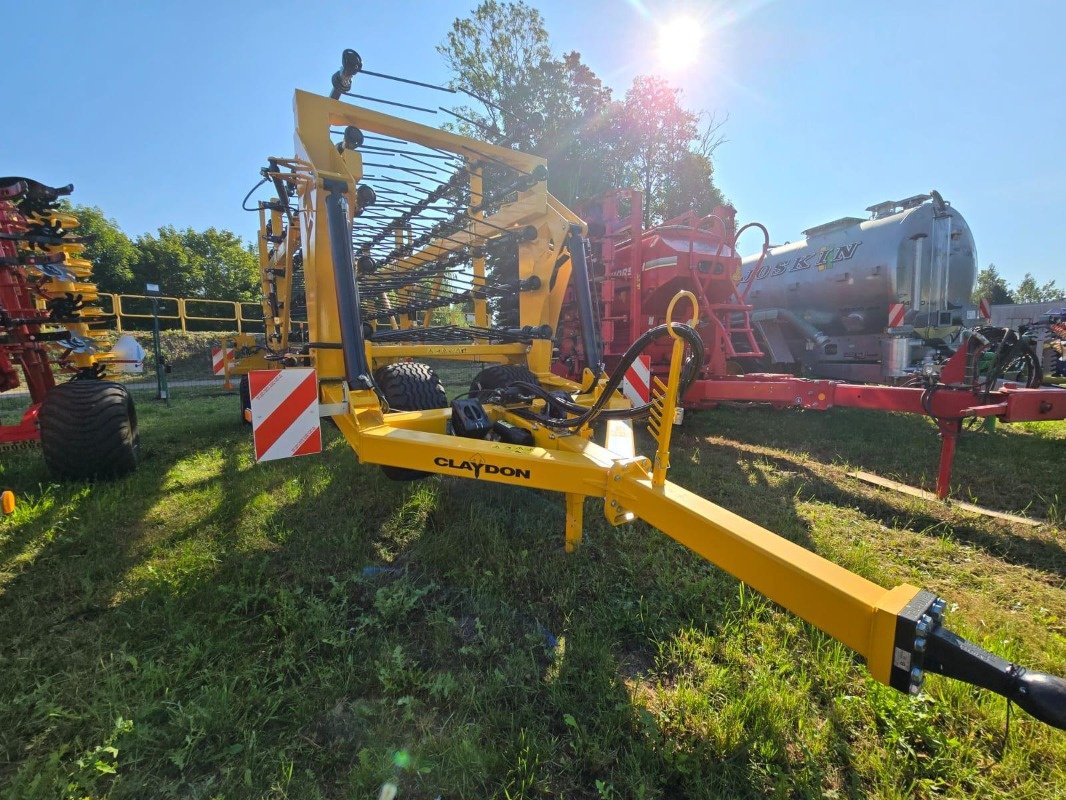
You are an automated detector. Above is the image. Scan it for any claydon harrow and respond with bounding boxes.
[237,50,1066,733]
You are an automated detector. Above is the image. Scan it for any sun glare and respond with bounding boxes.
[655,15,704,71]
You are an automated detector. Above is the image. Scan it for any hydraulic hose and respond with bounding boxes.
[920,325,1043,426]
[971,325,1043,391]
[491,322,705,430]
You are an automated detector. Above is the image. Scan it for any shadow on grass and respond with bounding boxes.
[684,404,1066,519]
[676,423,1066,580]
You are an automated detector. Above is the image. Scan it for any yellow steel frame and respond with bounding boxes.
[252,87,942,695]
[287,89,581,386]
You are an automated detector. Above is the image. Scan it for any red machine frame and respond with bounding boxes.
[0,180,113,447]
[0,182,54,445]
[554,190,1066,499]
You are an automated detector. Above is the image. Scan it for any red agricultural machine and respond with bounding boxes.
[554,188,766,388]
[553,189,1066,499]
[0,178,139,479]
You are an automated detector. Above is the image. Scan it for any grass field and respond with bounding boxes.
[1,381,1064,798]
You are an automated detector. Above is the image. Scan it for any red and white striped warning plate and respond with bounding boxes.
[979,297,991,319]
[622,355,651,405]
[248,368,322,462]
[887,303,907,328]
[211,346,235,375]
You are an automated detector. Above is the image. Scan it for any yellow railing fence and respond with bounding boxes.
[99,293,273,333]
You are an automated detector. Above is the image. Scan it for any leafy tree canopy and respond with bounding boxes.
[1011,271,1065,304]
[974,264,1063,305]
[438,1,724,221]
[972,264,1012,305]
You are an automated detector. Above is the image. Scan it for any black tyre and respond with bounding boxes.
[39,380,139,480]
[469,364,538,398]
[239,375,251,425]
[376,362,447,411]
[374,362,447,481]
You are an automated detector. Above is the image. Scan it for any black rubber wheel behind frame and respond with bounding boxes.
[375,362,448,480]
[469,364,538,397]
[38,380,139,480]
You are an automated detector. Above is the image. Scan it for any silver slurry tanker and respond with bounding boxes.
[740,191,979,382]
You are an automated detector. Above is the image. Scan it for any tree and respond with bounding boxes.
[1040,279,1065,302]
[181,228,260,300]
[438,2,728,320]
[439,3,725,219]
[132,227,258,301]
[1012,271,1065,303]
[618,76,723,225]
[61,202,138,294]
[972,263,1011,305]
[437,1,617,205]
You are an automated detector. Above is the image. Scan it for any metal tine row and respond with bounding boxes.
[323,54,547,329]
[352,162,535,266]
[329,54,538,156]
[360,277,517,323]
[369,324,533,344]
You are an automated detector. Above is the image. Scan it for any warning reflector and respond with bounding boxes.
[887,303,907,328]
[622,355,651,405]
[979,297,991,319]
[211,346,235,375]
[249,368,322,462]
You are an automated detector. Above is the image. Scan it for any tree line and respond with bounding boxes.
[973,263,1064,305]
[66,202,259,301]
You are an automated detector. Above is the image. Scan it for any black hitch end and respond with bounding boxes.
[925,626,1066,731]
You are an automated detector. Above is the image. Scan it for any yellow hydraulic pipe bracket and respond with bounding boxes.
[650,291,698,486]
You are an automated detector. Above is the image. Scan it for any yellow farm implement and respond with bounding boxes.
[238,50,1066,732]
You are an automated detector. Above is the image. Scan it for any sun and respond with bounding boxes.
[655,15,704,72]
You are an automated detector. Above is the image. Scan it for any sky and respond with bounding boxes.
[2,1,1063,288]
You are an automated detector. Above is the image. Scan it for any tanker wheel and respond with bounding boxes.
[39,380,139,481]
[238,375,251,425]
[375,362,447,481]
[469,364,538,398]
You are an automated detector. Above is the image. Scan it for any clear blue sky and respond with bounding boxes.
[2,1,1062,288]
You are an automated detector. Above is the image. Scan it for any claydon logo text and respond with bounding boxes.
[434,455,531,480]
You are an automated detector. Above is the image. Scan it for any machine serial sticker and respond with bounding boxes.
[893,647,912,671]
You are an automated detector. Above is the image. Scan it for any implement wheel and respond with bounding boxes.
[39,380,139,480]
[239,375,252,424]
[469,364,538,398]
[375,362,447,481]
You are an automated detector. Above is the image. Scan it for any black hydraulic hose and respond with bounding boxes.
[921,325,1044,426]
[567,227,603,372]
[323,178,373,390]
[971,325,1042,392]
[499,322,704,430]
[267,159,293,222]
[241,177,268,211]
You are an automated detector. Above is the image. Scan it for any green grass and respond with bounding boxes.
[1,387,1064,798]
